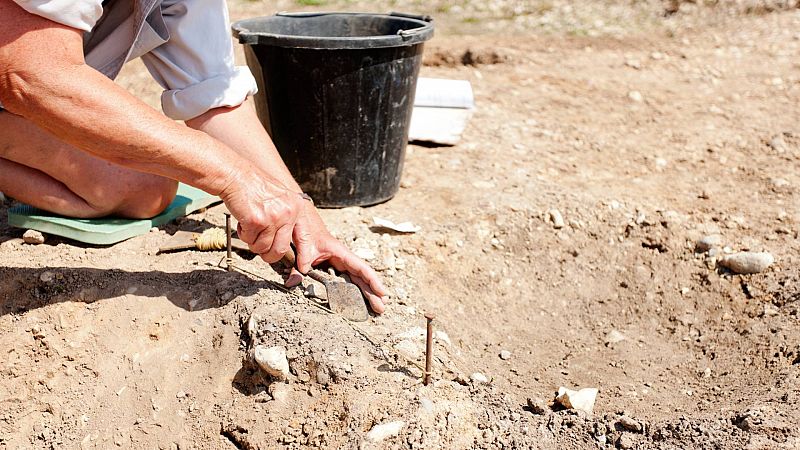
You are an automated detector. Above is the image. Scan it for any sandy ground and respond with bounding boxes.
[2,1,800,449]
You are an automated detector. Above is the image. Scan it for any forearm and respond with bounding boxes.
[185,100,302,194]
[2,63,243,195]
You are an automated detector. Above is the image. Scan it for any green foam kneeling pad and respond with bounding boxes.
[7,183,219,245]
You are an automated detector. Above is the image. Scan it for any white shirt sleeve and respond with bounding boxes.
[141,0,258,121]
[12,0,103,32]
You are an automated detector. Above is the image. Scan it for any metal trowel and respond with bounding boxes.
[281,249,369,322]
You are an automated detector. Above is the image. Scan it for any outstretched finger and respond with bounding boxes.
[349,274,387,314]
[328,249,389,307]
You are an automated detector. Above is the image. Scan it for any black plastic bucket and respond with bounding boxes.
[232,12,434,207]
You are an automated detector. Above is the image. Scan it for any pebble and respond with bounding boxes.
[253,345,291,380]
[354,248,376,261]
[366,420,405,442]
[499,350,512,360]
[470,372,490,384]
[627,91,643,102]
[617,434,635,449]
[23,230,45,245]
[39,271,55,283]
[696,235,721,253]
[555,387,598,414]
[548,209,565,229]
[269,383,291,402]
[719,252,774,274]
[604,330,626,346]
[618,415,643,432]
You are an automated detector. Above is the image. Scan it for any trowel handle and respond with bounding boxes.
[281,245,332,284]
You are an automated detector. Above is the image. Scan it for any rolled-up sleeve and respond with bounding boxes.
[12,0,103,31]
[141,0,257,121]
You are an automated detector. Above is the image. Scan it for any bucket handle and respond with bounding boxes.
[389,11,434,23]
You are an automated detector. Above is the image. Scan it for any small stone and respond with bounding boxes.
[548,209,565,229]
[605,330,626,346]
[526,397,548,415]
[555,387,598,414]
[366,420,405,442]
[269,383,291,402]
[39,271,55,283]
[394,339,423,360]
[354,248,376,261]
[628,91,643,102]
[499,350,512,360]
[617,434,635,449]
[434,331,451,345]
[246,313,261,340]
[23,230,45,245]
[696,235,722,253]
[618,415,642,432]
[625,59,641,70]
[719,252,774,274]
[175,390,187,399]
[253,345,291,380]
[470,372,489,384]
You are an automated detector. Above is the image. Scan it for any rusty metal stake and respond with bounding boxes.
[225,213,233,272]
[424,312,435,386]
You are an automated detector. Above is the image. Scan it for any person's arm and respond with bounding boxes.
[0,1,305,266]
[186,102,389,313]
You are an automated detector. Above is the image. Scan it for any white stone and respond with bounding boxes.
[696,235,722,252]
[354,248,376,261]
[366,421,405,442]
[499,350,512,360]
[253,345,290,380]
[393,339,423,360]
[719,252,774,274]
[555,387,598,414]
[628,91,643,102]
[39,271,55,283]
[23,230,45,245]
[434,331,451,345]
[548,209,565,229]
[470,372,490,384]
[269,383,291,402]
[605,330,626,345]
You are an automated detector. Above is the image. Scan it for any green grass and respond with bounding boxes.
[296,0,327,5]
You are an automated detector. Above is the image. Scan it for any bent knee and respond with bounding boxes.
[114,178,179,219]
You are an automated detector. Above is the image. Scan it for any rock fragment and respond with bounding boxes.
[695,235,721,253]
[366,420,405,442]
[604,330,626,346]
[269,383,291,402]
[470,372,489,384]
[617,434,634,449]
[555,387,598,414]
[548,209,565,229]
[618,415,643,432]
[253,345,291,380]
[23,230,45,245]
[719,252,774,274]
[628,91,643,102]
[499,350,512,360]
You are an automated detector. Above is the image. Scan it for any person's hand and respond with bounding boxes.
[285,201,390,314]
[219,169,306,264]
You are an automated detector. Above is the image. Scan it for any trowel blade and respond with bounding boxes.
[325,281,369,322]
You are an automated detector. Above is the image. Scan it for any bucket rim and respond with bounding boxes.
[231,12,434,50]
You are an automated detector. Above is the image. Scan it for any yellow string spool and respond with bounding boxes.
[193,228,227,251]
